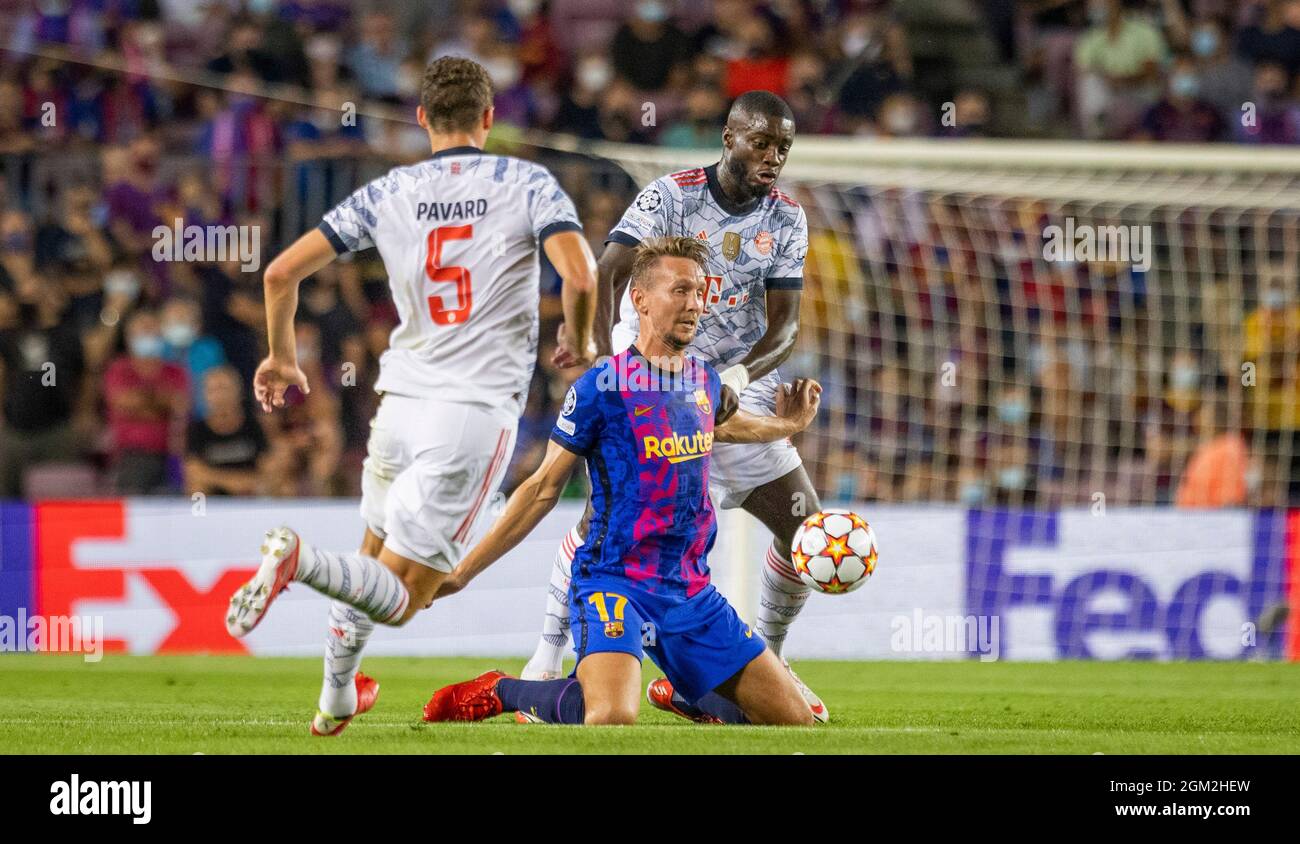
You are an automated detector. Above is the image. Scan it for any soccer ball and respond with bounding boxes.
[790,509,878,594]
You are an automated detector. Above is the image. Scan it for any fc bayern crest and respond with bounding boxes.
[634,187,662,213]
[562,386,577,416]
[755,231,773,255]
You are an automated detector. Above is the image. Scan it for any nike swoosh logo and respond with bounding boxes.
[634,406,653,416]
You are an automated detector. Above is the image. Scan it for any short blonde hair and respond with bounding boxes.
[630,236,710,289]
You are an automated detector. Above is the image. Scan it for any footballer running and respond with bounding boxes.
[519,90,832,720]
[423,235,821,726]
[223,56,599,736]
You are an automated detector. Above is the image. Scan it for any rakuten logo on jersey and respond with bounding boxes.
[964,510,1291,660]
[642,430,713,463]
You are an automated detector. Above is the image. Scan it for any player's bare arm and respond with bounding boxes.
[544,230,599,368]
[436,439,581,598]
[726,287,802,394]
[591,240,637,357]
[715,377,821,444]
[254,228,336,412]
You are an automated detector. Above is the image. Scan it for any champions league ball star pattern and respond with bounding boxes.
[791,509,878,594]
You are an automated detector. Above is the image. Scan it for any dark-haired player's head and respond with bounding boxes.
[630,236,710,351]
[721,90,795,202]
[418,56,495,148]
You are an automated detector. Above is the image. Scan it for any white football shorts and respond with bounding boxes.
[360,394,518,572]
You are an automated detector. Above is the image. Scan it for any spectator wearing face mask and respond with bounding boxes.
[1074,0,1170,138]
[831,5,909,120]
[185,366,269,496]
[936,89,994,138]
[481,45,537,128]
[553,53,612,138]
[161,296,226,420]
[989,435,1037,507]
[785,51,837,134]
[507,0,565,86]
[611,1,689,92]
[660,84,727,147]
[722,16,791,99]
[874,92,927,137]
[1189,16,1254,119]
[104,308,190,494]
[1133,55,1226,141]
[347,11,407,98]
[1144,349,1204,503]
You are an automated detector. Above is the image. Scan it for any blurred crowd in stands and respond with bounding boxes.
[1,0,1299,506]
[792,188,1300,508]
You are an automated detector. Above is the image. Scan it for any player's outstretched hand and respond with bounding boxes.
[253,355,310,413]
[551,321,598,369]
[776,378,822,431]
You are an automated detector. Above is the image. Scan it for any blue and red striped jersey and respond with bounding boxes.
[550,347,734,599]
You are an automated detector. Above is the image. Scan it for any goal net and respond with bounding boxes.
[547,137,1300,513]
[531,138,1298,658]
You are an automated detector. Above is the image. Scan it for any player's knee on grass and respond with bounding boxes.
[722,650,814,726]
[584,702,639,725]
[765,690,815,727]
[575,652,641,725]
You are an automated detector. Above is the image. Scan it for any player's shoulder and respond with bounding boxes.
[634,168,705,206]
[493,154,561,187]
[766,184,803,215]
[384,153,557,189]
[570,355,617,398]
[666,167,708,190]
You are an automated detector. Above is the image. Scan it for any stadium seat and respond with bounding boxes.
[23,463,102,500]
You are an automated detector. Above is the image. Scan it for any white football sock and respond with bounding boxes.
[521,526,579,679]
[319,600,375,718]
[756,544,810,658]
[295,542,410,624]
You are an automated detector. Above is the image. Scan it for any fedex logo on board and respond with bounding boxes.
[965,510,1297,661]
[33,501,256,654]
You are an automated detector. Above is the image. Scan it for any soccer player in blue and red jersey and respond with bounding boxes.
[421,235,820,726]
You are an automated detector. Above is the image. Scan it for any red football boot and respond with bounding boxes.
[422,671,510,722]
[646,678,723,725]
[311,672,380,736]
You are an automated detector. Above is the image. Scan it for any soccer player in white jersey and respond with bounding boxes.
[223,57,598,736]
[514,90,831,720]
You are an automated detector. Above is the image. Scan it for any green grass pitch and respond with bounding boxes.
[1,656,1297,754]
